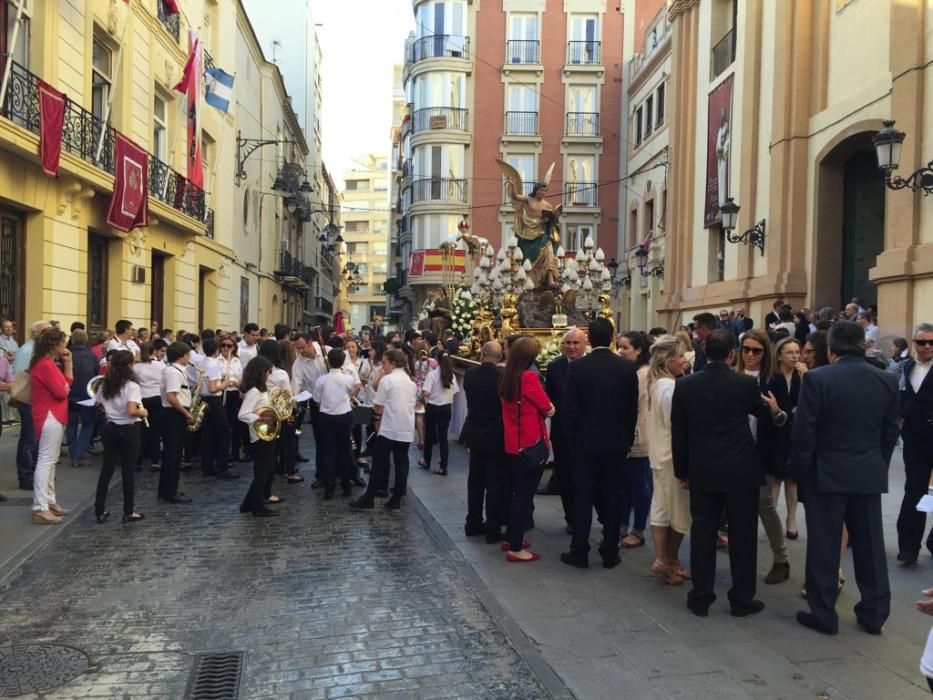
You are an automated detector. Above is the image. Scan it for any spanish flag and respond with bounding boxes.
[409,249,466,277]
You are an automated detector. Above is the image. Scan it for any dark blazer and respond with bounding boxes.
[68,344,98,403]
[900,358,933,436]
[671,362,767,491]
[790,356,899,494]
[764,370,802,478]
[461,362,504,451]
[732,316,753,337]
[562,348,638,455]
[545,355,570,439]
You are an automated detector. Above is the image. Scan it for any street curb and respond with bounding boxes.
[409,491,576,700]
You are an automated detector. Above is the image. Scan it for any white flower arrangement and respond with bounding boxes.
[450,286,475,337]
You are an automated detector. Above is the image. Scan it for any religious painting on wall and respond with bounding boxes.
[704,74,734,228]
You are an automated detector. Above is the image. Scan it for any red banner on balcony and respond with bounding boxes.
[38,80,66,177]
[106,132,149,233]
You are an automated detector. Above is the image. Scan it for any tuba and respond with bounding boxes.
[86,375,104,398]
[187,365,207,432]
[252,404,281,441]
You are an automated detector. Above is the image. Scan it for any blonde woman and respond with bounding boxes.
[768,337,803,539]
[646,335,692,584]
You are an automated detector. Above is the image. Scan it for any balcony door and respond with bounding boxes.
[508,13,538,63]
[0,209,24,340]
[86,233,109,335]
[150,251,166,329]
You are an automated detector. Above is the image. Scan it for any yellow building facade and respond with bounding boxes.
[661,0,933,337]
[0,0,242,342]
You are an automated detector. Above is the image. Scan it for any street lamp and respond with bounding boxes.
[873,119,933,195]
[720,197,766,256]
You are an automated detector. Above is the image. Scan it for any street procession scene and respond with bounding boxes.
[2,0,933,698]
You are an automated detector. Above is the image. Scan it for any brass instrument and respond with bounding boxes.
[187,365,207,432]
[86,375,104,398]
[252,404,281,441]
[268,387,294,421]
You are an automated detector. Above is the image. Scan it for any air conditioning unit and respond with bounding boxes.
[280,240,289,252]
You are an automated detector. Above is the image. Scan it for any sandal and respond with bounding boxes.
[671,560,691,580]
[286,475,305,483]
[620,533,645,548]
[650,560,683,586]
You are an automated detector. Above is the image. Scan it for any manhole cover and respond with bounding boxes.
[185,652,245,699]
[0,643,89,697]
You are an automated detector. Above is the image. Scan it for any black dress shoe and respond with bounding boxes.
[601,554,622,569]
[252,509,279,517]
[796,611,837,635]
[162,494,192,504]
[96,511,110,524]
[465,524,485,537]
[216,470,239,480]
[730,600,765,617]
[310,478,324,489]
[560,552,589,569]
[897,552,919,565]
[384,496,402,510]
[687,603,709,618]
[856,619,882,635]
[122,513,145,523]
[295,454,310,463]
[349,498,374,511]
[351,476,367,487]
[342,485,352,498]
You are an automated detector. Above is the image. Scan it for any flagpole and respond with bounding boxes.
[95,1,133,163]
[0,0,26,107]
[205,75,235,215]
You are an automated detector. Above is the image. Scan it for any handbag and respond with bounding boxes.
[351,402,373,426]
[10,371,30,404]
[516,379,548,470]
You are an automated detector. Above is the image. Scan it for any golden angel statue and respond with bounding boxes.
[497,160,562,291]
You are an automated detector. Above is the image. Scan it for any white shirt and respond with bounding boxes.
[629,365,650,458]
[268,367,292,392]
[374,367,417,443]
[238,340,258,367]
[342,356,361,384]
[186,349,204,387]
[200,356,226,396]
[911,359,932,394]
[0,333,18,357]
[422,367,459,406]
[313,369,357,416]
[106,337,140,356]
[647,377,675,471]
[291,354,324,395]
[161,362,191,409]
[97,380,143,425]
[134,360,164,399]
[865,323,880,347]
[223,355,243,392]
[774,322,795,337]
[238,387,269,443]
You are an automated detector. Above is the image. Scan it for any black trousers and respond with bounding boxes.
[424,403,452,469]
[140,397,162,465]
[551,428,574,524]
[225,391,243,458]
[276,421,297,476]
[466,445,510,537]
[688,484,759,611]
[159,409,187,499]
[506,455,541,552]
[363,435,410,500]
[317,411,354,489]
[242,439,275,513]
[96,422,139,516]
[200,396,231,475]
[569,451,625,559]
[804,477,890,632]
[897,429,933,557]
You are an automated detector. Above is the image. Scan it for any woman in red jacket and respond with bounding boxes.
[30,327,74,524]
[499,336,554,562]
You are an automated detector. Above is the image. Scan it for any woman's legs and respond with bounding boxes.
[785,480,799,533]
[95,424,119,516]
[33,413,64,513]
[225,392,242,459]
[435,404,451,470]
[423,405,437,467]
[622,457,651,542]
[506,457,539,554]
[119,425,140,515]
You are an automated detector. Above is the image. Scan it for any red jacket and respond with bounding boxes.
[30,356,73,434]
[501,370,551,455]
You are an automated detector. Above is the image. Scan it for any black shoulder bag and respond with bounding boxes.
[517,377,548,471]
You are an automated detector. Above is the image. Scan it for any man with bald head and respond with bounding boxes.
[545,328,587,528]
[462,341,510,543]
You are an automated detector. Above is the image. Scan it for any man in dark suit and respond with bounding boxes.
[792,321,899,635]
[560,319,639,569]
[732,307,753,338]
[461,341,510,543]
[691,312,716,372]
[544,328,586,526]
[896,323,933,565]
[672,329,785,617]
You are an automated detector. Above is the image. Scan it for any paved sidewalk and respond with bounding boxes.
[407,443,933,700]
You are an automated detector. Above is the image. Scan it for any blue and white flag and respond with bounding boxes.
[204,67,234,113]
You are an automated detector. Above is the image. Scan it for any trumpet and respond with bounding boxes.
[86,375,104,398]
[252,405,281,441]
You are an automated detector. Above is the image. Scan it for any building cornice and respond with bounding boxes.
[668,0,700,22]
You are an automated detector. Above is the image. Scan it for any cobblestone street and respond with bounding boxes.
[0,433,549,699]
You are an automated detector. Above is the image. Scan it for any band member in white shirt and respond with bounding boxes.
[313,348,361,499]
[159,342,194,504]
[237,323,260,367]
[94,350,147,523]
[419,351,460,476]
[258,339,294,502]
[219,338,245,462]
[199,338,237,480]
[238,356,279,517]
[350,348,417,511]
[134,340,167,472]
[104,319,141,360]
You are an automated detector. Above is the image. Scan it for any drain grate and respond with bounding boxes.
[0,643,89,697]
[185,652,245,700]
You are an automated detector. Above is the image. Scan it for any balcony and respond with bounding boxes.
[411,35,470,63]
[411,177,468,204]
[502,180,536,204]
[565,112,600,137]
[567,41,601,65]
[156,1,180,42]
[412,107,468,133]
[564,182,598,208]
[710,28,735,81]
[0,56,211,227]
[505,40,540,65]
[504,111,538,136]
[314,297,333,317]
[276,250,312,288]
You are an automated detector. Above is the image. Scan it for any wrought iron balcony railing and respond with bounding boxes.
[411,35,470,63]
[502,180,537,204]
[505,40,540,64]
[504,111,538,136]
[0,56,211,227]
[567,41,602,65]
[564,182,598,207]
[710,28,735,81]
[565,112,600,136]
[277,250,312,285]
[156,1,180,42]
[315,297,334,315]
[411,177,468,204]
[412,106,468,133]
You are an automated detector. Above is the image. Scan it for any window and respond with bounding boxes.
[634,106,643,145]
[153,93,168,161]
[507,84,537,112]
[92,37,112,122]
[347,242,369,255]
[355,263,369,274]
[504,154,535,198]
[373,240,388,256]
[3,1,29,68]
[656,83,665,126]
[201,132,214,178]
[564,224,592,253]
[344,221,369,233]
[345,179,369,191]
[645,96,654,137]
[373,262,388,275]
[507,13,539,63]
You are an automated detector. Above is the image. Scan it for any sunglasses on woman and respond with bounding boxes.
[221,344,234,348]
[741,346,764,356]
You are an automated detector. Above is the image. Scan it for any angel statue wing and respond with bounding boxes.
[496,159,524,200]
[542,162,555,190]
